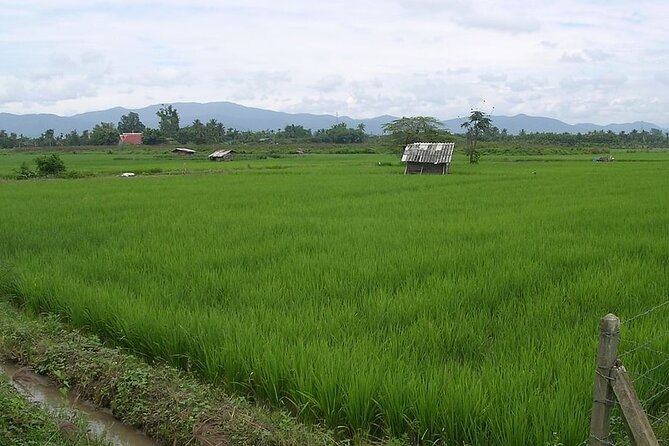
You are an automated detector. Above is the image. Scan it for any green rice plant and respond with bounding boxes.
[0,151,668,443]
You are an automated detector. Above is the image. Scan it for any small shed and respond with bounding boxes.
[401,142,455,175]
[119,133,143,145]
[172,147,196,156]
[208,149,235,161]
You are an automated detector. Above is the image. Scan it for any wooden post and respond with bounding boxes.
[611,365,659,446]
[590,313,620,446]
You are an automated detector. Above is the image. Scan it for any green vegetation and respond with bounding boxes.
[0,149,668,444]
[156,104,180,139]
[0,302,339,446]
[461,110,492,164]
[89,123,120,146]
[13,153,69,179]
[35,153,67,176]
[0,371,111,446]
[382,116,450,152]
[118,111,146,134]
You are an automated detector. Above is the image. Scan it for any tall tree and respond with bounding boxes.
[461,110,492,164]
[90,122,120,146]
[142,128,165,145]
[156,104,180,139]
[39,129,56,147]
[62,130,81,146]
[191,119,206,144]
[382,116,446,152]
[205,119,225,143]
[118,112,146,133]
[281,124,311,140]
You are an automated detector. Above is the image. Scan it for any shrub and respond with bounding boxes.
[34,154,66,176]
[15,162,37,180]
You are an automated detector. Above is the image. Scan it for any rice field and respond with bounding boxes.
[1,150,668,444]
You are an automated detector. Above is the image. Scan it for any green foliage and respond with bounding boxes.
[281,124,312,139]
[141,128,165,145]
[62,129,82,146]
[118,111,146,133]
[90,122,120,146]
[313,123,366,144]
[382,117,448,152]
[0,303,339,446]
[461,110,492,164]
[38,128,56,147]
[14,161,36,179]
[0,374,110,445]
[34,153,66,176]
[0,130,20,149]
[156,104,180,139]
[1,152,669,444]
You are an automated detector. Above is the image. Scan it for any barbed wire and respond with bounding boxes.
[618,330,669,358]
[632,356,669,384]
[621,298,669,326]
[617,339,669,359]
[645,411,669,445]
[605,298,669,443]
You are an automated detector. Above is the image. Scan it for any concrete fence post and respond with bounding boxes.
[590,313,620,446]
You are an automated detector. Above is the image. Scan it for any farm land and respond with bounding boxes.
[1,146,668,444]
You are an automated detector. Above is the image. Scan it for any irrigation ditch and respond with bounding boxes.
[1,360,156,446]
[0,301,349,446]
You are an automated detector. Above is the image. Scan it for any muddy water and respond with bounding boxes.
[1,360,157,446]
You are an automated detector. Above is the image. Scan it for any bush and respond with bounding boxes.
[15,162,37,180]
[34,154,66,176]
[58,170,89,179]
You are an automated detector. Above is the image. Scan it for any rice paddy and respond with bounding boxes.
[1,149,668,444]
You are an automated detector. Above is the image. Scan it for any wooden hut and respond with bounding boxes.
[208,149,235,161]
[172,147,196,156]
[401,142,455,175]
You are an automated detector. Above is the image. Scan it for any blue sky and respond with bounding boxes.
[2,0,668,125]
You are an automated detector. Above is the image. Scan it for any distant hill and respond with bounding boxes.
[0,102,665,137]
[0,102,396,137]
[443,114,666,135]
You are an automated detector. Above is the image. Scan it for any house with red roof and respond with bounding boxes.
[119,133,143,145]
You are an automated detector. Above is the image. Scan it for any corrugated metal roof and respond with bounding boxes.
[208,149,234,158]
[401,142,454,164]
[173,147,196,153]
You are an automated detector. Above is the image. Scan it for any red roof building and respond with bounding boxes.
[119,133,143,145]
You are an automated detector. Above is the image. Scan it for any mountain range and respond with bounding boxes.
[0,101,665,137]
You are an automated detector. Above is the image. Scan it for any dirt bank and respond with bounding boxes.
[0,301,342,446]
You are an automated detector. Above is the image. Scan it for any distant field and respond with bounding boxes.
[1,149,668,444]
[0,143,385,178]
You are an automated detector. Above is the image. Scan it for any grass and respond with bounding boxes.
[0,149,668,444]
[0,302,340,446]
[0,370,111,446]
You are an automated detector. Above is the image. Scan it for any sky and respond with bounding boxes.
[2,0,669,126]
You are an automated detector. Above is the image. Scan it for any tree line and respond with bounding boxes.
[1,105,667,151]
[0,105,369,149]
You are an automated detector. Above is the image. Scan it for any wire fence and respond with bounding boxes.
[611,297,669,444]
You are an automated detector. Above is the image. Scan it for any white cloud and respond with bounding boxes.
[560,52,588,63]
[0,0,667,125]
[540,40,558,48]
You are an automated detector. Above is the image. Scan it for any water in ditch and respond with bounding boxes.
[1,360,157,446]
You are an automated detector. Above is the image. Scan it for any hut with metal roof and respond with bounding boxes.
[172,147,196,156]
[208,149,235,161]
[401,142,455,175]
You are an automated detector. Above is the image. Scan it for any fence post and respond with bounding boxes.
[611,365,659,446]
[590,313,620,446]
